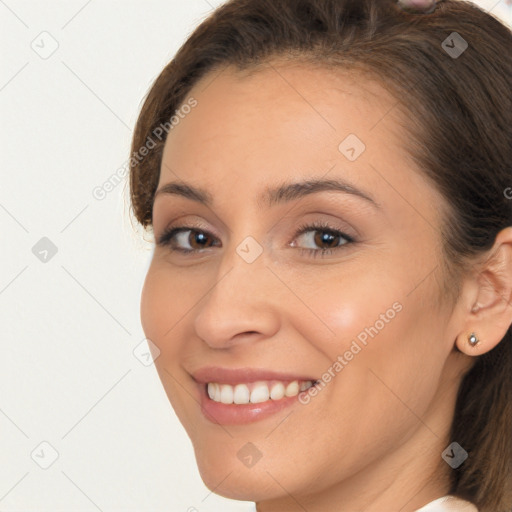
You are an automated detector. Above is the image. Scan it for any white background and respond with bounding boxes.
[0,1,510,511]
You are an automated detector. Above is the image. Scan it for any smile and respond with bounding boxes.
[207,379,316,405]
[192,366,321,425]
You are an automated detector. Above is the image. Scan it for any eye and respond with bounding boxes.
[156,220,355,258]
[291,221,355,258]
[156,227,219,253]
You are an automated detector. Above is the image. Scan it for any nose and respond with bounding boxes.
[193,247,281,350]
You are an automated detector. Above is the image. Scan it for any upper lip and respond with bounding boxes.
[191,366,318,385]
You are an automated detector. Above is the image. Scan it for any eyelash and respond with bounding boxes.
[156,220,355,259]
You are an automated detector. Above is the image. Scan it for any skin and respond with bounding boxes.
[397,0,438,13]
[140,61,512,511]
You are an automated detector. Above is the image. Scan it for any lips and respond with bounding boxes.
[191,366,318,385]
[191,366,320,425]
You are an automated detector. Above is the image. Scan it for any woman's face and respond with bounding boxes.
[141,62,470,507]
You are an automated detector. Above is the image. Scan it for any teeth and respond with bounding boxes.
[299,381,313,392]
[234,384,250,404]
[270,382,285,400]
[250,383,270,403]
[206,380,315,405]
[220,384,233,404]
[285,381,299,396]
[214,384,221,402]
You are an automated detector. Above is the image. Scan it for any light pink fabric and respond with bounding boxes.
[246,495,479,511]
[415,495,478,512]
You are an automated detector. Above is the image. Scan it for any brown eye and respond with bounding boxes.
[290,221,356,259]
[313,230,343,249]
[185,230,215,250]
[157,227,219,252]
[294,227,351,251]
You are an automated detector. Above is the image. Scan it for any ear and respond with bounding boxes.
[455,226,512,356]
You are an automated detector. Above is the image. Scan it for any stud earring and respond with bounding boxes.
[468,332,479,346]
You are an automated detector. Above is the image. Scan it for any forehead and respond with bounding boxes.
[159,61,443,226]
[162,63,398,172]
[165,61,401,152]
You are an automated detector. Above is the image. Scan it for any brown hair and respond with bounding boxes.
[129,1,512,510]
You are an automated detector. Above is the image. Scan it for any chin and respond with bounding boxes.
[193,446,295,502]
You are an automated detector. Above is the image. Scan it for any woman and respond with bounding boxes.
[129,0,512,510]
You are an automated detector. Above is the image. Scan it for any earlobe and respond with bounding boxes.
[455,330,485,355]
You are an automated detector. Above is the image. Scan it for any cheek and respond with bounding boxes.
[294,243,441,355]
[286,264,397,359]
[139,262,189,357]
[140,262,201,432]
[140,265,166,344]
[290,260,444,415]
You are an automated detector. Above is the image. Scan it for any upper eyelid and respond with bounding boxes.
[152,193,373,232]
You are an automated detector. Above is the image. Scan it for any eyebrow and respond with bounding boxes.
[153,177,381,210]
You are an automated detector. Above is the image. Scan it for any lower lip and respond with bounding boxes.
[198,383,312,425]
